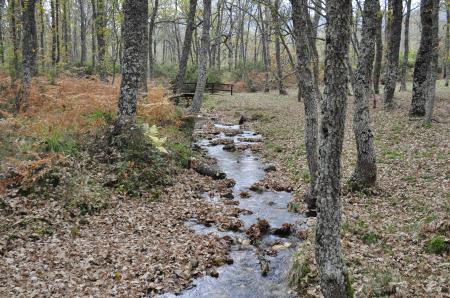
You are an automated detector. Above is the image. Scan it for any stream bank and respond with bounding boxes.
[161,117,306,297]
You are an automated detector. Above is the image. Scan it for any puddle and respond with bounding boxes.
[159,122,304,298]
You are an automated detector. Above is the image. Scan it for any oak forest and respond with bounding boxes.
[0,0,448,296]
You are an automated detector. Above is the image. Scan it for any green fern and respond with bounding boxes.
[142,123,168,154]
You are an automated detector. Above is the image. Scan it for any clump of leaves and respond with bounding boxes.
[425,235,449,254]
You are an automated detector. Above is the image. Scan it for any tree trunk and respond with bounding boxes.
[140,8,149,93]
[290,0,320,212]
[190,0,212,113]
[445,3,449,87]
[16,0,38,112]
[148,0,159,79]
[258,3,270,93]
[272,0,286,95]
[383,0,402,108]
[92,0,107,82]
[62,0,69,62]
[50,0,57,65]
[315,0,351,295]
[78,0,87,64]
[350,0,378,189]
[173,0,196,92]
[399,0,411,91]
[9,0,20,82]
[91,4,96,68]
[0,0,5,65]
[56,0,60,63]
[373,4,382,96]
[39,0,45,70]
[117,0,148,125]
[411,0,439,118]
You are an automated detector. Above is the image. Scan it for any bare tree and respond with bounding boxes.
[117,0,148,126]
[78,0,87,65]
[290,0,319,213]
[410,0,439,119]
[0,0,5,65]
[148,0,159,79]
[190,0,212,112]
[315,0,352,295]
[383,0,402,108]
[92,0,107,82]
[173,0,196,92]
[399,0,411,91]
[350,0,378,189]
[272,0,286,95]
[445,1,449,87]
[16,0,38,112]
[372,2,382,96]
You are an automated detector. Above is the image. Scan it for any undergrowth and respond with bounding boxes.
[0,73,195,246]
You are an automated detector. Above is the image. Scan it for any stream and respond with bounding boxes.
[161,122,305,298]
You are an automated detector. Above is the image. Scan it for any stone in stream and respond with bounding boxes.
[271,223,293,237]
[209,269,219,278]
[210,138,234,146]
[249,184,264,193]
[272,242,293,251]
[192,161,226,180]
[221,192,234,199]
[239,191,250,198]
[223,144,236,152]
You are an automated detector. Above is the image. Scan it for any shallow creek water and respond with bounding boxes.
[161,123,305,298]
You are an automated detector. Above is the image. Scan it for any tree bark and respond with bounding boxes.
[350,0,378,189]
[373,4,382,96]
[117,0,147,125]
[290,0,320,212]
[423,0,439,124]
[173,0,196,92]
[16,0,38,112]
[382,0,402,108]
[272,0,286,95]
[78,0,87,64]
[39,0,45,70]
[411,0,439,119]
[190,0,211,113]
[445,3,449,87]
[148,0,159,79]
[62,0,69,62]
[140,7,149,93]
[9,0,19,82]
[91,3,96,68]
[399,0,411,91]
[0,0,5,65]
[92,0,107,82]
[258,3,270,93]
[315,0,351,295]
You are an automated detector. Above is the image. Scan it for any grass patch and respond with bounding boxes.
[362,232,379,245]
[425,235,449,254]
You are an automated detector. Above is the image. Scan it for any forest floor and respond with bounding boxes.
[0,74,245,296]
[203,81,450,297]
[0,73,448,297]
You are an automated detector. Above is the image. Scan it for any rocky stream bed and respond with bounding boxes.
[159,119,306,298]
